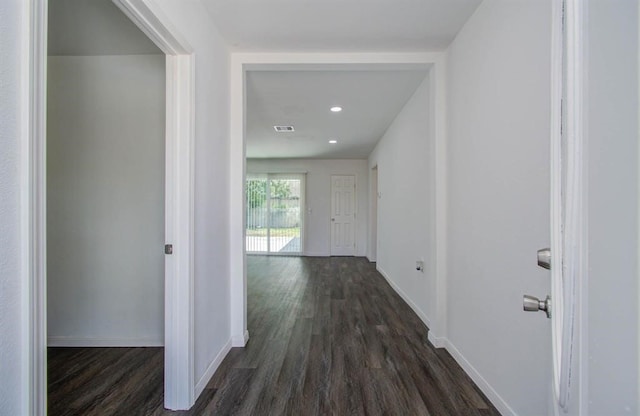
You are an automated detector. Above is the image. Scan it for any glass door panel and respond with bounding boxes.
[246,174,304,254]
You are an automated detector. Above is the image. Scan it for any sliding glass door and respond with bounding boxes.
[246,173,304,254]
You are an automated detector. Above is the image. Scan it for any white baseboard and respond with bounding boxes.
[303,251,330,257]
[47,336,163,347]
[376,265,431,329]
[427,331,447,348]
[194,338,233,398]
[231,330,249,347]
[373,265,515,415]
[366,255,377,263]
[443,338,517,416]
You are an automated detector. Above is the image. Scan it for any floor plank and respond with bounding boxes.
[48,256,501,415]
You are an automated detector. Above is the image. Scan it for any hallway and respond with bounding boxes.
[48,256,499,415]
[210,256,501,414]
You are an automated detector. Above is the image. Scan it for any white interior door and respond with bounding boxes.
[330,175,356,256]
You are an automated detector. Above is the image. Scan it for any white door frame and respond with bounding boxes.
[22,2,48,414]
[549,0,588,414]
[368,166,378,262]
[229,52,448,349]
[24,0,196,412]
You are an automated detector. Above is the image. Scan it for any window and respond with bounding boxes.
[246,173,305,254]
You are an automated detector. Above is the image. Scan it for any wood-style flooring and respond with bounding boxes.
[48,256,500,415]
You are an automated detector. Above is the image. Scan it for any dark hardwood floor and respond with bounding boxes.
[48,256,500,415]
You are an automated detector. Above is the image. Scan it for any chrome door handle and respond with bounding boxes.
[523,294,551,318]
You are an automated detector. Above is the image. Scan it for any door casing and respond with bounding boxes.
[548,0,588,414]
[24,0,197,411]
[229,53,447,361]
[369,166,378,262]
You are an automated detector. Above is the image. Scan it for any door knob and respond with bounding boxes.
[523,294,551,318]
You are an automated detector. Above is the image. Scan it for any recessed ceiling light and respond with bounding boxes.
[330,106,343,113]
[329,140,338,144]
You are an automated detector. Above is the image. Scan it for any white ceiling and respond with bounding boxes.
[246,69,429,159]
[48,0,477,159]
[202,0,482,52]
[213,0,480,159]
[48,0,161,56]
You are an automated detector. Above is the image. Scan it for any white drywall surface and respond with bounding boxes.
[247,159,368,257]
[445,0,551,414]
[368,74,433,324]
[152,0,233,392]
[47,55,166,346]
[586,0,639,413]
[0,1,27,413]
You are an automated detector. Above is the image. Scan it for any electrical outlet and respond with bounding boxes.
[416,260,424,272]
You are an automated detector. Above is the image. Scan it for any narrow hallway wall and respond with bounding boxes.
[152,0,233,394]
[585,0,639,412]
[0,1,27,412]
[368,74,434,326]
[445,0,551,414]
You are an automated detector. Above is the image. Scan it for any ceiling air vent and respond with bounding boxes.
[273,125,295,132]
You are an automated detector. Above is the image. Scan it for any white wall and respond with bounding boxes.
[46,55,165,346]
[586,0,639,413]
[0,1,27,413]
[445,1,551,415]
[153,0,232,394]
[247,159,368,257]
[368,74,434,325]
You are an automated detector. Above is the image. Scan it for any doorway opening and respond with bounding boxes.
[46,0,166,412]
[230,56,443,349]
[29,0,197,412]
